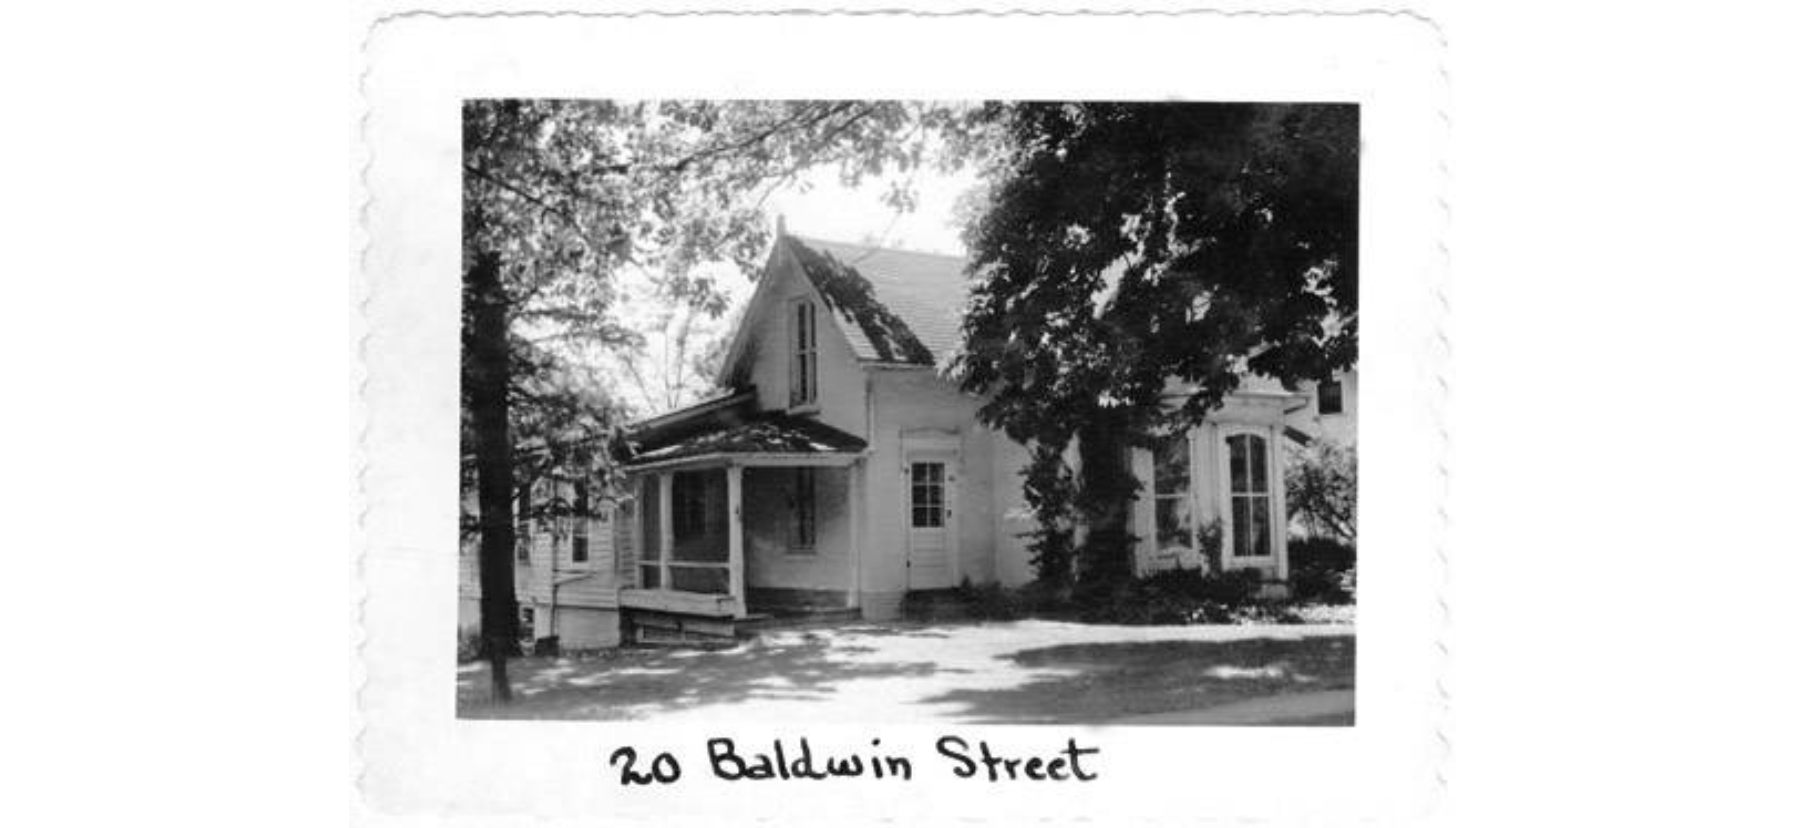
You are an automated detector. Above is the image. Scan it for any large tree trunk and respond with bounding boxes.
[1074,409,1138,588]
[465,247,518,703]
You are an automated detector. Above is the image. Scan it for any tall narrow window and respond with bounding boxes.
[570,480,590,564]
[1317,379,1344,415]
[514,483,533,563]
[1226,433,1273,558]
[1153,432,1194,556]
[789,468,817,551]
[790,299,817,407]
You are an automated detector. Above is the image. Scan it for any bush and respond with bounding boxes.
[1066,567,1267,625]
[1287,439,1356,544]
[1289,536,1357,604]
[943,560,1354,627]
[954,578,1069,621]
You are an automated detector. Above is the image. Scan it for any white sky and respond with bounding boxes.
[602,165,981,417]
[764,165,979,256]
[710,164,980,310]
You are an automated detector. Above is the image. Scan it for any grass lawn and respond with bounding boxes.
[458,619,1353,725]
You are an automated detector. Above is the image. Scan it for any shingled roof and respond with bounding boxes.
[784,236,970,365]
[624,411,868,467]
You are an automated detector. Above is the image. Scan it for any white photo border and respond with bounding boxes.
[355,8,1448,824]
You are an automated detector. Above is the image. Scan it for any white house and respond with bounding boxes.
[460,233,1312,647]
[1284,369,1358,449]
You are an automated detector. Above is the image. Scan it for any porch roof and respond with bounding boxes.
[621,412,867,470]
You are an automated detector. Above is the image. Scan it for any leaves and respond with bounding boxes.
[1286,438,1357,544]
[948,102,1358,589]
[953,102,1360,447]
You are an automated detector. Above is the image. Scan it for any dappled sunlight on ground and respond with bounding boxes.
[457,620,1353,725]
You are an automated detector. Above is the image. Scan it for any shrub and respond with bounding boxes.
[1287,439,1356,544]
[1289,535,1357,604]
[955,578,1071,621]
[1066,566,1268,625]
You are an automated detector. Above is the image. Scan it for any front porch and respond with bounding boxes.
[618,408,868,642]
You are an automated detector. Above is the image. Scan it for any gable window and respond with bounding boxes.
[789,468,817,551]
[1152,431,1194,557]
[514,483,533,563]
[1226,432,1274,558]
[570,480,590,564]
[1317,379,1344,416]
[790,299,818,408]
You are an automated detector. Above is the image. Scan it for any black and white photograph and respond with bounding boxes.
[454,100,1360,726]
[354,11,1445,822]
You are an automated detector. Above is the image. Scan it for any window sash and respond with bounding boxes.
[570,482,590,563]
[1225,432,1274,558]
[1318,379,1344,415]
[790,300,818,407]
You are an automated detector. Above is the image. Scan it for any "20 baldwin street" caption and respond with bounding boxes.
[609,736,1101,786]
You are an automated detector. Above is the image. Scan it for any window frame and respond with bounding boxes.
[788,298,819,410]
[1220,428,1277,562]
[1317,378,1344,416]
[1151,430,1196,561]
[570,480,590,565]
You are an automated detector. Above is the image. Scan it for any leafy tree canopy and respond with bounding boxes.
[954,102,1359,448]
[949,102,1357,585]
[463,100,977,497]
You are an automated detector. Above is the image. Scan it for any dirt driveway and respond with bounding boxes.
[457,619,1354,725]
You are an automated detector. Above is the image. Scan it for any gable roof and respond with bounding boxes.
[783,235,969,366]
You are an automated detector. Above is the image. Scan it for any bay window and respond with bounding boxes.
[1152,431,1194,557]
[1225,432,1274,558]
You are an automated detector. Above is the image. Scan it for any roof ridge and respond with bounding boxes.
[786,233,967,262]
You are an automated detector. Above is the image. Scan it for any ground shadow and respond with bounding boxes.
[918,635,1356,724]
[458,632,943,721]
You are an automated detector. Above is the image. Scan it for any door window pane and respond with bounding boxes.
[911,462,944,528]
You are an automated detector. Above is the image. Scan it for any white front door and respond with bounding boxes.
[905,457,956,589]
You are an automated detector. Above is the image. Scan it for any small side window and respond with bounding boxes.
[1318,379,1344,416]
[571,481,590,564]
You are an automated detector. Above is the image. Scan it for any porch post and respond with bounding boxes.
[847,460,863,610]
[726,464,745,617]
[658,472,674,590]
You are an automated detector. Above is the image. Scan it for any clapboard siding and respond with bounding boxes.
[457,503,624,608]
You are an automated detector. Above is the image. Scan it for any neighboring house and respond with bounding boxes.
[461,232,1312,647]
[1283,369,1358,450]
[457,469,630,649]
